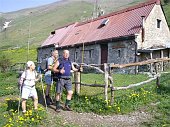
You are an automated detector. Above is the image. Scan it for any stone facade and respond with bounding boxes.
[37,46,55,63]
[37,39,137,66]
[108,40,136,64]
[136,5,170,49]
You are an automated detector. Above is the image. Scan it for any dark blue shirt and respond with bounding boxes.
[58,58,71,78]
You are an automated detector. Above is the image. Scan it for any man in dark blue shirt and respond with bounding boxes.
[53,50,79,112]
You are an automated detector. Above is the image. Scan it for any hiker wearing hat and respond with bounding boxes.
[19,61,41,113]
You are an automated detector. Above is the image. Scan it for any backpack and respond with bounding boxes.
[40,58,48,73]
[18,70,27,89]
[51,58,60,82]
[18,70,37,89]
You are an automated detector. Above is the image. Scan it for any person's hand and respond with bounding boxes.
[60,67,65,74]
[39,74,43,78]
[78,66,83,72]
[80,66,83,72]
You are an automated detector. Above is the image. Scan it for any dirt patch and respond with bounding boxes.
[47,105,152,127]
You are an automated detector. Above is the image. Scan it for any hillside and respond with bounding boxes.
[0,0,170,50]
[0,0,150,50]
[0,1,93,49]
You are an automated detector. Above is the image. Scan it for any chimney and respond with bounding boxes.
[156,0,161,5]
[51,31,55,35]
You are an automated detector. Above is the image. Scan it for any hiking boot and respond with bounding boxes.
[46,96,53,105]
[49,97,54,105]
[22,110,26,114]
[64,105,72,111]
[55,107,61,113]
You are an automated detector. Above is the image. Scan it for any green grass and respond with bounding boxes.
[0,72,76,127]
[0,72,18,96]
[1,47,37,64]
[163,3,170,26]
[0,71,170,126]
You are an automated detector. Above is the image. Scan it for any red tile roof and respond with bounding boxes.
[41,0,160,47]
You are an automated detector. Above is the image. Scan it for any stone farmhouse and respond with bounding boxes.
[37,0,170,70]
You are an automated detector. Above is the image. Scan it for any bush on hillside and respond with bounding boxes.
[0,54,12,72]
[163,0,170,4]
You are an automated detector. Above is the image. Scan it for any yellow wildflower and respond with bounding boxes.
[108,105,112,108]
[9,118,12,122]
[117,107,121,112]
[5,98,11,101]
[31,118,35,121]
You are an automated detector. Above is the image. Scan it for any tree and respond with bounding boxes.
[163,0,170,4]
[0,54,12,72]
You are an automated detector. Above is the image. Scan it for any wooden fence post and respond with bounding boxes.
[74,71,81,95]
[109,64,114,105]
[104,63,109,105]
[155,63,160,87]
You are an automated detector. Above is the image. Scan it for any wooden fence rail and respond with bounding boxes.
[110,58,170,68]
[74,57,170,105]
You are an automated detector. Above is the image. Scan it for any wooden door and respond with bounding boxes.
[101,44,108,67]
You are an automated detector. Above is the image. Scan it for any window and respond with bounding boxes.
[157,19,161,28]
[101,19,109,26]
[89,50,93,58]
[98,19,109,28]
[75,52,78,60]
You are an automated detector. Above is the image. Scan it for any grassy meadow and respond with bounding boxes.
[0,71,170,126]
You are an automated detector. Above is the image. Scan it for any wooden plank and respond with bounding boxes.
[112,74,160,90]
[110,58,170,68]
[74,72,81,95]
[104,63,109,104]
[72,82,105,87]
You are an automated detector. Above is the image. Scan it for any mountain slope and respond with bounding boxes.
[1,0,169,50]
[0,1,93,49]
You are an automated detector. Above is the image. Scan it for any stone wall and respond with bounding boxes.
[37,46,55,63]
[37,39,136,69]
[108,40,136,64]
[57,44,101,64]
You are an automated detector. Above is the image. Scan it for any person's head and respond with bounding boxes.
[52,50,58,59]
[63,50,69,59]
[27,61,35,70]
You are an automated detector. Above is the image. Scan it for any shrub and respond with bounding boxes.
[0,54,12,72]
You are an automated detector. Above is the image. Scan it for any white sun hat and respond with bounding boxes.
[26,61,35,67]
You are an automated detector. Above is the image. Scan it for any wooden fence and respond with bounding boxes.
[73,57,170,105]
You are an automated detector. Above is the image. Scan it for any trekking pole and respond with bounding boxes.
[40,75,48,111]
[18,86,22,115]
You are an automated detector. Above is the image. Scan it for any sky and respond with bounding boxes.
[0,0,62,13]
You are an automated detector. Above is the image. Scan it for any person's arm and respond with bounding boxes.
[53,60,60,73]
[71,63,78,72]
[19,71,26,86]
[35,71,42,82]
[47,57,53,70]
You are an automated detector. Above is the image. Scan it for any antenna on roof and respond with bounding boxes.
[92,0,105,18]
